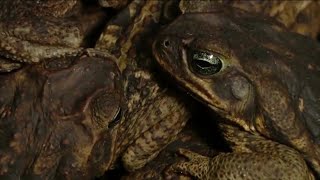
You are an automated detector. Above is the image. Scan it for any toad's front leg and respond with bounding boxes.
[169,125,314,180]
[120,89,190,171]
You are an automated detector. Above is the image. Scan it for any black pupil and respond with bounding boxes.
[196,60,212,68]
[164,40,170,47]
[191,50,222,76]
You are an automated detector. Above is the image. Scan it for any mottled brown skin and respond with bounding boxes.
[0,0,107,69]
[180,0,320,39]
[94,0,190,173]
[98,0,130,9]
[219,0,320,39]
[0,0,189,178]
[0,53,122,179]
[121,114,223,180]
[153,5,320,180]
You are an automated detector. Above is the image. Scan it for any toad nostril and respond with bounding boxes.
[163,39,171,48]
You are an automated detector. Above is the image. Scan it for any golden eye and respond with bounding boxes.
[191,50,222,76]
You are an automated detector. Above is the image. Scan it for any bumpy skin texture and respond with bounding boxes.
[153,5,320,180]
[222,0,320,39]
[121,118,221,180]
[98,0,130,9]
[95,0,190,172]
[0,0,190,178]
[0,54,122,179]
[0,0,106,66]
[180,0,320,39]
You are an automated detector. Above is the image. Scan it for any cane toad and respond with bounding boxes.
[0,53,122,179]
[153,5,320,180]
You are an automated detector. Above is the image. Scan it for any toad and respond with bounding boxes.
[153,5,320,180]
[0,53,122,179]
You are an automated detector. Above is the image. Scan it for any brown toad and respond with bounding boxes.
[0,53,122,179]
[153,5,320,180]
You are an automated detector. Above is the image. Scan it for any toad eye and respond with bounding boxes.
[190,50,223,76]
